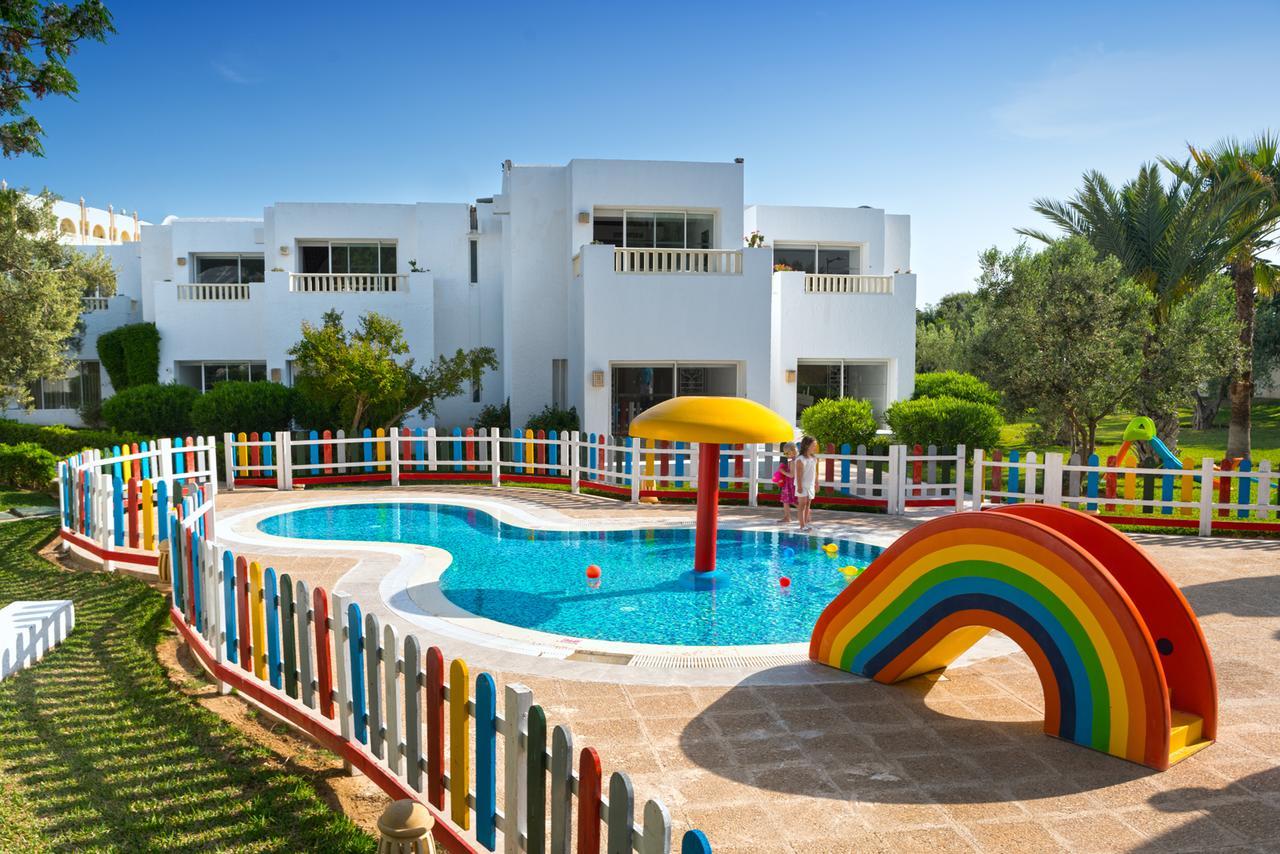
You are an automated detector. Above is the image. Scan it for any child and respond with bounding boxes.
[773,442,797,524]
[796,435,819,531]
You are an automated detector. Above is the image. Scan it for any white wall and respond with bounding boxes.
[744,205,911,275]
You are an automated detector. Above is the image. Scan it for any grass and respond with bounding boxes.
[1000,399,1280,465]
[0,519,375,853]
[0,489,56,512]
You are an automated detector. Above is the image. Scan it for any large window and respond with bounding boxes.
[29,361,101,410]
[193,254,265,284]
[593,210,714,249]
[611,362,737,434]
[552,359,568,410]
[773,244,861,275]
[796,360,888,420]
[177,361,268,393]
[299,241,397,275]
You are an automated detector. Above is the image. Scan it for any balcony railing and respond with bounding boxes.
[613,247,742,275]
[177,283,252,302]
[288,273,406,293]
[81,295,109,311]
[804,274,894,295]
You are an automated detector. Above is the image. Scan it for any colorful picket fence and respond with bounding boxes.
[226,428,969,515]
[169,507,713,854]
[972,449,1280,535]
[57,436,219,572]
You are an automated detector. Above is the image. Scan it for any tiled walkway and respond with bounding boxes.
[219,486,1280,852]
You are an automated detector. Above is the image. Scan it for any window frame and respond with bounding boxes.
[175,360,269,393]
[609,360,740,433]
[295,240,398,275]
[29,360,101,410]
[772,242,864,275]
[592,208,717,249]
[191,253,266,284]
[795,358,890,420]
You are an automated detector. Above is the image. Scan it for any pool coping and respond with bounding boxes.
[218,491,1020,674]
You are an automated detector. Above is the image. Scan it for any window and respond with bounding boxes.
[298,241,397,274]
[552,359,568,410]
[592,210,715,249]
[193,254,265,284]
[795,360,888,420]
[610,362,737,433]
[59,218,76,235]
[469,239,478,284]
[176,361,268,393]
[471,379,481,403]
[29,361,101,410]
[773,244,861,275]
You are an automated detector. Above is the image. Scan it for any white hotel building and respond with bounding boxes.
[12,158,917,434]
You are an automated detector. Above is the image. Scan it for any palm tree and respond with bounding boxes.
[1018,163,1255,448]
[1163,134,1280,461]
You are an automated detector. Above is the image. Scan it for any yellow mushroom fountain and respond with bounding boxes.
[629,396,793,588]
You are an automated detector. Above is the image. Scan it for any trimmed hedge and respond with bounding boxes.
[191,381,293,436]
[886,395,1002,453]
[96,323,160,390]
[0,442,57,489]
[912,371,1001,407]
[0,419,141,456]
[799,398,879,448]
[525,405,579,433]
[101,383,197,436]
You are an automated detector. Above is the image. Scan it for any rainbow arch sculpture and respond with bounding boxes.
[810,505,1216,770]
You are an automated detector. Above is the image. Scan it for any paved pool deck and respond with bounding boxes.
[217,485,1280,853]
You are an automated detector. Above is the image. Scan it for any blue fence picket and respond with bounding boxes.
[190,530,203,632]
[173,437,186,475]
[262,432,274,478]
[170,513,184,612]
[415,427,426,471]
[348,602,367,744]
[681,830,712,854]
[156,480,169,541]
[307,430,319,476]
[362,428,373,473]
[475,672,498,850]
[452,427,463,472]
[625,437,634,480]
[840,443,852,495]
[264,567,283,689]
[1086,454,1100,511]
[140,441,151,479]
[111,473,125,546]
[112,445,123,481]
[588,433,597,477]
[674,441,685,487]
[719,443,728,488]
[1238,459,1252,519]
[222,550,238,663]
[1007,450,1020,502]
[1161,471,1174,516]
[548,430,559,472]
[513,429,524,474]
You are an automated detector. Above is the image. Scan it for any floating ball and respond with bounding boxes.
[822,543,839,555]
[779,576,791,588]
[585,564,601,579]
[781,547,796,560]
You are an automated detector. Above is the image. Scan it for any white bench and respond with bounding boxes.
[0,600,75,681]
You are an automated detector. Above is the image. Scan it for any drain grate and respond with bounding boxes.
[627,652,808,670]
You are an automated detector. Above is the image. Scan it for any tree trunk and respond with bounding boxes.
[1192,379,1229,431]
[1226,259,1256,461]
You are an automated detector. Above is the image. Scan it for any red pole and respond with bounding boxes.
[695,442,720,573]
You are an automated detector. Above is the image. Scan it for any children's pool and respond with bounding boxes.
[257,502,882,646]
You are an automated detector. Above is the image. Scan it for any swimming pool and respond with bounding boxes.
[257,502,882,646]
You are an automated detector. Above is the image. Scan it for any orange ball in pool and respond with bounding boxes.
[586,564,602,580]
[779,576,791,588]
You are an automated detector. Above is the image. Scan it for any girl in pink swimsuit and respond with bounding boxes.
[774,441,798,524]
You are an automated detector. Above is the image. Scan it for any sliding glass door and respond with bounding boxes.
[594,210,715,249]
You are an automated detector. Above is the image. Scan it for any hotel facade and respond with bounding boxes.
[11,159,917,435]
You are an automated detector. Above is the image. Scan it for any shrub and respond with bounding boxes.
[799,398,878,448]
[96,322,160,390]
[291,378,345,431]
[191,382,293,436]
[912,371,1000,407]
[885,395,1002,452]
[101,384,197,437]
[0,419,141,456]
[475,398,511,431]
[525,405,579,433]
[0,442,57,489]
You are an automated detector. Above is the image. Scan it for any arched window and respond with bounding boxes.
[92,224,105,238]
[59,218,76,234]
[120,231,131,242]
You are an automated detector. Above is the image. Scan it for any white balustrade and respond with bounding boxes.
[613,247,743,274]
[288,273,407,293]
[177,283,252,301]
[804,274,894,294]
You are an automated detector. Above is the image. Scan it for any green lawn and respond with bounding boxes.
[1000,400,1280,465]
[0,519,375,853]
[1,489,56,512]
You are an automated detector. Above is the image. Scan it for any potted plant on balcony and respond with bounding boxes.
[774,263,794,272]
[745,230,766,248]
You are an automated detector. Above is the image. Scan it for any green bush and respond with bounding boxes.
[191,382,293,436]
[291,378,345,432]
[475,398,511,431]
[886,395,1003,452]
[101,384,197,437]
[96,323,161,390]
[525,405,579,433]
[0,442,57,489]
[912,371,1001,407]
[0,419,141,456]
[799,398,878,448]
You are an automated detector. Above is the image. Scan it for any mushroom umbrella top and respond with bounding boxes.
[628,396,794,444]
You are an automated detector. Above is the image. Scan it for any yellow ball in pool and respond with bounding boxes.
[822,543,839,554]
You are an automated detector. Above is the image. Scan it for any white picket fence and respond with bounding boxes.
[973,449,1280,536]
[224,427,969,515]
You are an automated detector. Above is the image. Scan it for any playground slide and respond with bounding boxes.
[1147,436,1185,470]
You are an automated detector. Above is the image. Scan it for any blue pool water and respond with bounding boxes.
[257,502,882,646]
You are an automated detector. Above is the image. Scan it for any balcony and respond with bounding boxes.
[803,274,894,295]
[82,295,109,311]
[177,283,252,302]
[612,247,743,275]
[288,273,407,293]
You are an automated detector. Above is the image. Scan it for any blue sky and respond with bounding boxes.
[3,0,1274,304]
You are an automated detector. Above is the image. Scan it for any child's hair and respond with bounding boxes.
[799,435,817,456]
[780,441,796,455]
